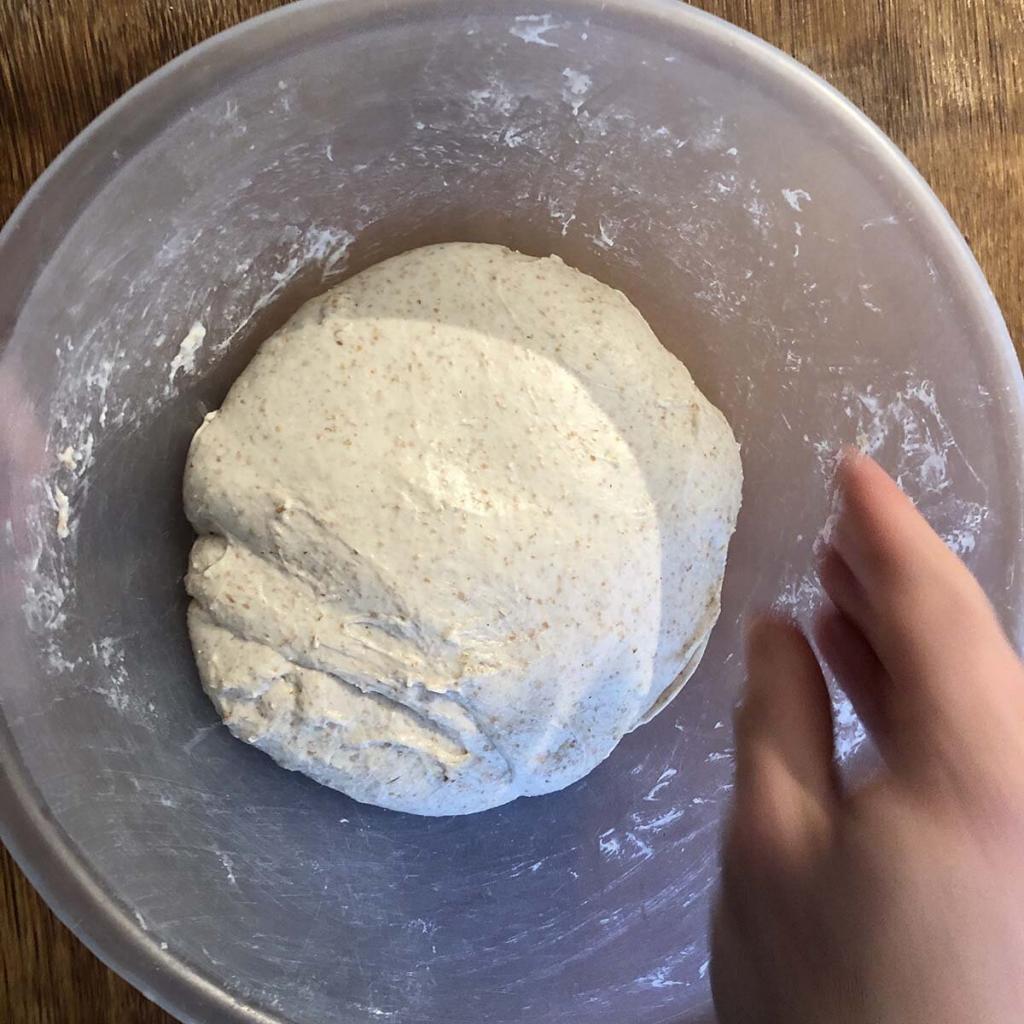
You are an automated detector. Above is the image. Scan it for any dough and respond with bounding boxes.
[183,243,742,815]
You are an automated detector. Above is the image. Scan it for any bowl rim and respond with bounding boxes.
[1,2,1021,1022]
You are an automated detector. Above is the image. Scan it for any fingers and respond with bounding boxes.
[730,618,838,863]
[710,896,764,1024]
[829,451,1012,691]
[813,604,891,752]
[817,546,869,628]
[820,451,1023,780]
[831,448,957,592]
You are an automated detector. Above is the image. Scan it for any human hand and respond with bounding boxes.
[711,451,1024,1024]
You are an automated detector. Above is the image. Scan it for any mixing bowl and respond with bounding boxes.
[2,1,1022,1022]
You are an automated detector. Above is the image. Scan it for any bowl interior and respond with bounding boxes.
[2,2,1022,1023]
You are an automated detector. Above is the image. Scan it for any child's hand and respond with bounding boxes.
[711,451,1024,1024]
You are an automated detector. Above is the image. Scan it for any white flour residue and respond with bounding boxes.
[219,97,248,139]
[691,115,726,153]
[46,423,95,559]
[862,214,899,230]
[633,807,686,832]
[782,187,812,212]
[597,827,656,861]
[276,81,292,115]
[744,196,770,230]
[76,356,117,428]
[859,282,884,315]
[22,215,359,708]
[633,945,699,991]
[56,446,78,469]
[218,852,238,887]
[468,81,519,116]
[634,964,684,989]
[841,379,986,507]
[168,321,207,381]
[441,64,740,291]
[408,918,438,936]
[692,276,747,322]
[53,486,71,539]
[643,767,677,801]
[90,635,149,723]
[772,568,821,618]
[509,13,563,47]
[942,501,986,555]
[624,831,654,859]
[546,194,576,235]
[801,379,988,561]
[710,169,739,197]
[22,554,69,635]
[598,828,621,857]
[503,126,527,149]
[642,124,690,153]
[505,854,553,880]
[183,224,357,369]
[267,224,355,291]
[561,67,592,114]
[833,690,867,761]
[594,216,619,249]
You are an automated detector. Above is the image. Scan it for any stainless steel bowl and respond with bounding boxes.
[2,2,1022,1022]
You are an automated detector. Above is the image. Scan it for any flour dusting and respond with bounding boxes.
[22,216,360,700]
[643,768,677,801]
[561,67,592,114]
[844,380,986,520]
[595,217,618,249]
[510,14,563,48]
[53,486,71,539]
[634,946,698,991]
[634,808,686,832]
[782,188,812,212]
[168,321,207,381]
[56,446,78,469]
[90,635,150,723]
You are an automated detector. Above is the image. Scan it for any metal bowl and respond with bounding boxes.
[2,1,1022,1022]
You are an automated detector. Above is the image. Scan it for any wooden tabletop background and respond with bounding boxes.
[1,1,1022,1021]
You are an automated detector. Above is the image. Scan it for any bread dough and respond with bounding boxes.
[183,243,742,815]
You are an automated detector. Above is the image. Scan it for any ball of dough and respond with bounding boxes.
[183,243,742,815]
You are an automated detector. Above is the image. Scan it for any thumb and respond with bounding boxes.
[729,618,839,866]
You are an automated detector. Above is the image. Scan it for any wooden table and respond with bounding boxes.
[1,2,1021,1021]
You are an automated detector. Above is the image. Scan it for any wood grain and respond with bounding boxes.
[1,2,1021,1022]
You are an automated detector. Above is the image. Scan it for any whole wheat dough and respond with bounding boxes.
[184,243,742,816]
